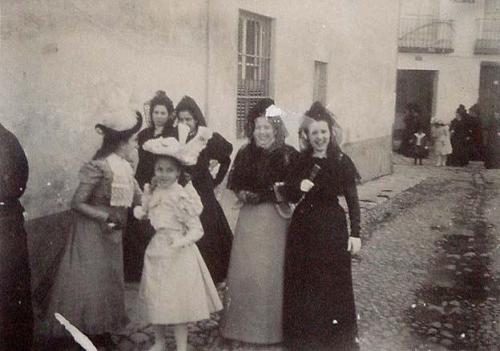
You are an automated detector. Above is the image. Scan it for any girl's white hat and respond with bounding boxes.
[142,124,213,165]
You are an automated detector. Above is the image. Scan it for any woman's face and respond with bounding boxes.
[154,158,180,188]
[178,110,197,132]
[308,120,331,154]
[120,134,139,161]
[253,116,276,148]
[152,105,170,128]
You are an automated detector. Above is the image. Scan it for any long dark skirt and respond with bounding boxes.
[197,199,233,284]
[447,138,469,166]
[0,212,33,351]
[283,201,358,351]
[221,203,288,344]
[43,211,128,336]
[123,210,154,282]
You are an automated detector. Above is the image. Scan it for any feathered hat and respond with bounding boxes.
[142,123,213,165]
[95,110,143,141]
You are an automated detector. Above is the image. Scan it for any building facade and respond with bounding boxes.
[395,0,500,147]
[0,0,400,220]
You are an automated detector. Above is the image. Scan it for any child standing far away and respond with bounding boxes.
[133,129,222,351]
[431,118,452,167]
[411,125,429,165]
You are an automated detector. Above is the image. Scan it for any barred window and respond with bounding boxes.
[237,11,272,138]
[485,0,500,16]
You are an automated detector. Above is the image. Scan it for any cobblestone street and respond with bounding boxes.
[37,160,500,351]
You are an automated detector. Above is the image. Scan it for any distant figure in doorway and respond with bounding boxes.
[400,103,420,157]
[0,123,33,351]
[467,103,484,161]
[431,118,452,167]
[484,111,500,169]
[447,105,472,167]
[410,125,429,165]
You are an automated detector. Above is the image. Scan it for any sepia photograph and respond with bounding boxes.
[1,1,499,350]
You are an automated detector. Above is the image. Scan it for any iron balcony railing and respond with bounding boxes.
[475,18,500,54]
[398,16,454,54]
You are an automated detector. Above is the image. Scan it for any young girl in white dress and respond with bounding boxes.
[133,134,222,351]
[431,118,452,167]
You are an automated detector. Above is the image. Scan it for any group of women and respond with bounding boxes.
[42,90,362,351]
[124,92,233,285]
[221,99,362,351]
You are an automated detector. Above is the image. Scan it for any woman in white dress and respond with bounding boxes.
[134,131,222,351]
[431,118,452,166]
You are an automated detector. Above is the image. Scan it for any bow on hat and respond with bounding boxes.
[264,104,289,139]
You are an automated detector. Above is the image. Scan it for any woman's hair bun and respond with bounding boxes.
[306,101,327,119]
[155,90,167,98]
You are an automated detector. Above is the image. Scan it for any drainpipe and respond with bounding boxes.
[205,0,211,123]
[391,0,402,175]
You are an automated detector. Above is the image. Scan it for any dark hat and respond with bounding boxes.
[245,98,275,137]
[305,101,334,124]
[175,96,207,127]
[456,104,467,116]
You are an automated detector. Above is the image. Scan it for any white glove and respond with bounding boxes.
[300,179,315,192]
[347,237,361,254]
[133,206,147,220]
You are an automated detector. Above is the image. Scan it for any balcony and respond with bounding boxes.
[398,16,454,54]
[475,18,500,55]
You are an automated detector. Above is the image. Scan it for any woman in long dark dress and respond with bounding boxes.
[124,91,175,282]
[221,101,299,344]
[173,95,234,284]
[485,111,500,169]
[447,105,472,167]
[0,123,33,351]
[283,102,361,351]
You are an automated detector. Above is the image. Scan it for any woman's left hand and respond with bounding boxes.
[347,237,361,254]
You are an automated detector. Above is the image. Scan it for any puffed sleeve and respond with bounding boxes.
[172,182,204,247]
[71,161,108,222]
[340,155,361,238]
[207,133,233,186]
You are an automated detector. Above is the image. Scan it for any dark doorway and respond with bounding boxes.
[479,62,500,121]
[393,69,437,151]
[479,62,500,168]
